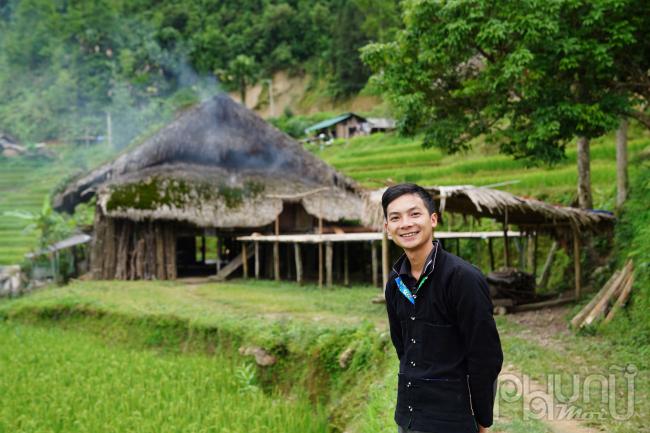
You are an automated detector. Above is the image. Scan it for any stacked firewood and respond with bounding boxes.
[571,260,635,328]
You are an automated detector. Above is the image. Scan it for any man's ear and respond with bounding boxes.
[430,212,438,229]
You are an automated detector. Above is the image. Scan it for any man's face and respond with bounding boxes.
[384,193,438,251]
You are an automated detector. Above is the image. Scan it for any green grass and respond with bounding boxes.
[0,321,328,433]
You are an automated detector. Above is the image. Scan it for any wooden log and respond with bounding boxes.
[135,238,145,279]
[343,242,349,287]
[201,235,206,264]
[216,237,221,273]
[604,269,635,324]
[254,241,260,279]
[165,225,177,280]
[115,221,130,280]
[103,217,117,279]
[537,241,558,290]
[572,227,582,299]
[211,248,253,281]
[325,241,333,287]
[371,241,378,288]
[294,243,303,285]
[570,270,621,328]
[533,229,539,277]
[582,261,632,327]
[382,230,389,290]
[274,218,280,281]
[90,208,106,279]
[512,296,576,313]
[242,242,249,278]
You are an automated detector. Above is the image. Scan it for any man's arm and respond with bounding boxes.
[452,266,503,429]
[385,283,404,360]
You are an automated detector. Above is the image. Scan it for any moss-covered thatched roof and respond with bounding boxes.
[53,94,362,226]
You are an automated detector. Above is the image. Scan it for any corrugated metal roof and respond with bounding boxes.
[305,113,366,133]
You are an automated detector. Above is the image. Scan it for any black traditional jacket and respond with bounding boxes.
[385,241,503,433]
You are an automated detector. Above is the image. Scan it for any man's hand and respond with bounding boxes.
[478,425,488,433]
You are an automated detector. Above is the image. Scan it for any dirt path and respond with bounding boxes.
[501,306,602,433]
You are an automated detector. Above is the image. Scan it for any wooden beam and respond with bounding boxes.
[571,269,621,328]
[371,241,378,288]
[572,227,581,299]
[274,218,280,281]
[343,242,349,287]
[254,241,260,279]
[216,237,221,273]
[294,243,303,285]
[201,235,206,264]
[382,230,389,290]
[325,241,333,287]
[533,229,539,276]
[512,296,576,313]
[210,248,254,282]
[242,242,248,278]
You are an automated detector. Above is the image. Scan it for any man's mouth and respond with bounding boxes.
[400,231,419,239]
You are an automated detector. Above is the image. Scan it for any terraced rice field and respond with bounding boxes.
[0,145,114,265]
[311,127,650,208]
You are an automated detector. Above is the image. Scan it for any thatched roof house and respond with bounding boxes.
[54,94,363,280]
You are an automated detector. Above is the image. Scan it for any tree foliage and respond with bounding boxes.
[0,0,401,145]
[362,0,650,165]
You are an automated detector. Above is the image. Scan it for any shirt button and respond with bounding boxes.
[413,294,417,299]
[410,316,415,321]
[411,338,416,344]
[407,381,411,388]
[410,361,416,367]
[409,406,413,412]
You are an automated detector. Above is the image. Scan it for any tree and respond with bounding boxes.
[226,54,258,106]
[362,0,649,208]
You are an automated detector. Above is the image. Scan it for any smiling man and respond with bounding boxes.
[382,183,503,433]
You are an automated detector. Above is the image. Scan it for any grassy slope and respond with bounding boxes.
[0,144,114,265]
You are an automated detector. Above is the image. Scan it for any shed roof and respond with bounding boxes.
[362,185,615,234]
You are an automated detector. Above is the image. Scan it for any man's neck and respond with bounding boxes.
[405,240,433,280]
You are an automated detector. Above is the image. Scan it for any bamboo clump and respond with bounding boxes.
[571,260,634,329]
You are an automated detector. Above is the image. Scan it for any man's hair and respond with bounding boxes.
[382,183,437,218]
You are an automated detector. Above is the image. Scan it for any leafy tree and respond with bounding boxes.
[225,54,259,106]
[362,0,649,208]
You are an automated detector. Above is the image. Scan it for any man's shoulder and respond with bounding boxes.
[439,248,486,283]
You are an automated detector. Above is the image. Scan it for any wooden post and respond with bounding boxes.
[254,241,260,279]
[343,242,349,287]
[216,237,221,273]
[538,240,558,290]
[274,218,280,281]
[488,237,495,271]
[201,235,206,264]
[294,243,303,285]
[503,208,510,268]
[318,217,323,289]
[533,229,539,276]
[325,241,333,287]
[242,242,248,278]
[371,241,378,287]
[573,227,582,299]
[382,230,389,290]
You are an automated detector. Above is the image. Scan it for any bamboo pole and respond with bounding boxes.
[537,241,558,290]
[343,242,349,287]
[294,243,303,285]
[533,229,539,277]
[242,242,248,278]
[318,217,323,289]
[503,208,510,267]
[382,230,389,290]
[371,241,378,288]
[325,241,333,287]
[254,241,260,279]
[488,238,495,271]
[604,268,634,324]
[582,261,632,327]
[274,218,280,281]
[571,269,621,328]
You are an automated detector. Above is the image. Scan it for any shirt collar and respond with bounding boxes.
[393,240,440,279]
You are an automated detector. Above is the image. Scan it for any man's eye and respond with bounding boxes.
[412,213,421,217]
[390,217,399,222]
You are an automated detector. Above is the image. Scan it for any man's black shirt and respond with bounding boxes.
[385,241,503,432]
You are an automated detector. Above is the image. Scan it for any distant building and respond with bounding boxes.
[305,113,395,140]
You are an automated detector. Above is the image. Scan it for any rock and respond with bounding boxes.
[0,265,26,297]
[238,346,276,366]
[338,347,355,368]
